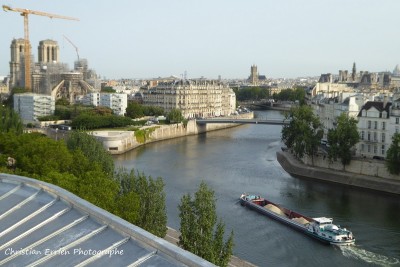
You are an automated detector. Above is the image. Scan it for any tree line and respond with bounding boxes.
[233,86,306,104]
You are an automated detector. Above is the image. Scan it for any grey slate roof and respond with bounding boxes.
[0,173,214,267]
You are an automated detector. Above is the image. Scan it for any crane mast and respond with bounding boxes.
[63,35,80,61]
[2,5,79,91]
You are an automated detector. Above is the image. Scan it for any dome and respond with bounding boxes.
[393,64,400,76]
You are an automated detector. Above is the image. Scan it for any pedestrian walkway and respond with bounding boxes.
[165,227,258,267]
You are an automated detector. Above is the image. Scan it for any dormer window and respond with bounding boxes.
[362,110,366,117]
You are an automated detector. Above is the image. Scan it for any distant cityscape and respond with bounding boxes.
[2,36,400,161]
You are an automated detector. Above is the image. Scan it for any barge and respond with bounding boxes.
[239,193,355,245]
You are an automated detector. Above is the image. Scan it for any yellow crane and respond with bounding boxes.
[2,5,79,90]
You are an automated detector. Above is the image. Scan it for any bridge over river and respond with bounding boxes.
[196,118,289,125]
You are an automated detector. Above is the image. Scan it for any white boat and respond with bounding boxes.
[239,193,355,245]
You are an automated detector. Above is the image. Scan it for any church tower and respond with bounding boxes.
[38,40,59,63]
[9,38,31,88]
[249,65,259,85]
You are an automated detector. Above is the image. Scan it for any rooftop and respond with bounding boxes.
[0,173,214,267]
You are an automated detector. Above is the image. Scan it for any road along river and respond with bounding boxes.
[114,110,400,267]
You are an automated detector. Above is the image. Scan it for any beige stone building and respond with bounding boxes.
[143,79,236,118]
[38,40,59,63]
[9,38,32,88]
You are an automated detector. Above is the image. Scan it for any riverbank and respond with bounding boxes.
[93,112,254,154]
[165,227,257,267]
[277,150,400,195]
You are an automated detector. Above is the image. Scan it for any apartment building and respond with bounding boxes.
[80,93,127,116]
[13,93,55,122]
[356,99,392,159]
[143,79,236,118]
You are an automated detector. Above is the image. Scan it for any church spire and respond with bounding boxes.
[352,62,356,81]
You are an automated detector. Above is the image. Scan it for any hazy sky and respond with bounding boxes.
[1,0,399,79]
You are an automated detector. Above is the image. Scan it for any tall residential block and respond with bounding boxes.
[13,93,55,122]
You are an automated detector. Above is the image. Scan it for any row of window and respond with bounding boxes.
[360,131,386,142]
[366,118,400,129]
[360,144,385,155]
[367,121,386,130]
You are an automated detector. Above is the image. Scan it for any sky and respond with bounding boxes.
[0,0,399,80]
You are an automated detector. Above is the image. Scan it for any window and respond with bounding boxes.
[374,145,377,154]
[361,131,365,140]
[361,144,364,152]
[374,132,377,141]
[382,133,385,143]
[382,121,386,130]
[368,132,371,141]
[382,145,385,155]
[368,121,371,129]
[374,121,378,129]
[396,118,399,124]
[368,145,371,153]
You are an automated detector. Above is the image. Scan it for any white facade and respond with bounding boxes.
[14,93,55,122]
[100,93,127,116]
[312,93,365,139]
[143,79,236,118]
[80,93,127,116]
[357,101,391,159]
[311,92,399,159]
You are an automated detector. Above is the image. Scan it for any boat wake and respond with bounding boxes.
[340,246,400,266]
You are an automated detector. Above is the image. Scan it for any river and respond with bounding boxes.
[114,110,400,267]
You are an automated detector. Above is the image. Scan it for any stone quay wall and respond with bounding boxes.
[301,153,398,180]
[95,112,254,154]
[277,151,400,195]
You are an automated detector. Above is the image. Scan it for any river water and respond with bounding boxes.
[114,110,400,267]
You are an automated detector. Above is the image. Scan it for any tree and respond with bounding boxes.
[167,108,184,123]
[233,86,270,101]
[126,102,144,119]
[113,168,167,238]
[178,181,234,266]
[66,131,115,175]
[327,113,360,169]
[281,105,323,165]
[56,97,70,106]
[386,133,400,174]
[273,87,306,104]
[0,105,23,135]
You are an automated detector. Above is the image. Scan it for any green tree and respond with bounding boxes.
[386,133,400,174]
[126,102,144,119]
[56,97,70,106]
[233,86,270,101]
[327,113,360,169]
[143,105,165,117]
[66,131,115,175]
[113,168,167,238]
[101,86,116,93]
[3,87,27,108]
[0,105,23,135]
[178,181,234,266]
[281,105,323,165]
[273,87,306,104]
[167,108,184,123]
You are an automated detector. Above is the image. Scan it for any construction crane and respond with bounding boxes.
[2,5,79,90]
[63,35,79,61]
